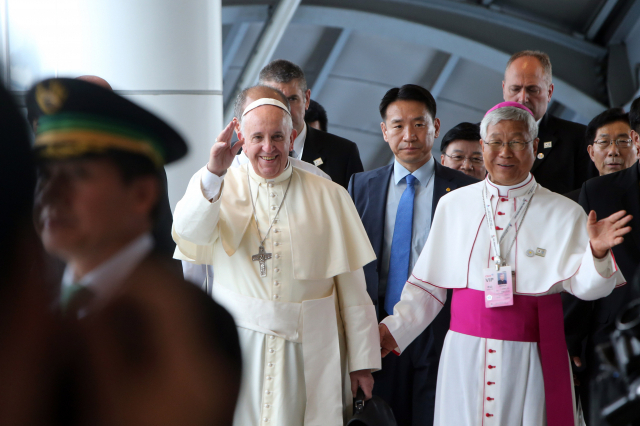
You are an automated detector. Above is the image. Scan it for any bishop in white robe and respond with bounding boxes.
[173,88,381,426]
[380,102,630,426]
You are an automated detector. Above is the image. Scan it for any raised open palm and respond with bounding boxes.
[587,210,632,258]
[207,118,245,176]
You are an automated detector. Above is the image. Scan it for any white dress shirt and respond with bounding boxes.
[379,157,436,297]
[291,122,308,160]
[62,233,153,314]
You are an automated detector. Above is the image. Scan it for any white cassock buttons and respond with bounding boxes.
[274,281,280,286]
[274,268,280,273]
[266,375,272,380]
[270,193,276,197]
[275,254,280,259]
[269,335,275,340]
[273,294,279,300]
[271,206,277,211]
[264,417,269,422]
[274,242,280,246]
[268,183,274,188]
[268,363,273,367]
[269,349,275,354]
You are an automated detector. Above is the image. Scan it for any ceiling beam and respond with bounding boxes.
[430,54,459,99]
[223,0,301,122]
[586,0,619,40]
[222,4,608,118]
[607,0,640,44]
[222,22,251,78]
[311,28,351,96]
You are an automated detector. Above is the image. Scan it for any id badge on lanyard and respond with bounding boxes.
[483,266,514,307]
[481,182,535,308]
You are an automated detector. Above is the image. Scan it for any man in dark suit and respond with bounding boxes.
[259,59,363,188]
[502,50,596,194]
[28,78,241,426]
[349,84,477,426]
[563,96,640,423]
[564,107,637,202]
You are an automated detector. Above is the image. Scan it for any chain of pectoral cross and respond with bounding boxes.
[247,167,294,277]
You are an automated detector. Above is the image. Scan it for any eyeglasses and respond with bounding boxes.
[484,140,532,152]
[443,153,484,164]
[593,139,634,149]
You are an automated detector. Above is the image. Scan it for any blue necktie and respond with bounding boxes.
[385,174,417,315]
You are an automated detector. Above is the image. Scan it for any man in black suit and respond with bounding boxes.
[565,108,637,202]
[259,59,363,188]
[502,50,596,194]
[348,84,477,425]
[563,96,640,423]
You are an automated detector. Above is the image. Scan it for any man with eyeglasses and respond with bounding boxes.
[379,101,628,426]
[348,84,477,425]
[440,122,486,180]
[563,102,640,423]
[502,50,596,194]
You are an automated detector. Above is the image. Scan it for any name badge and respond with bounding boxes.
[483,266,514,308]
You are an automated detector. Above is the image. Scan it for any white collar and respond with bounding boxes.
[485,173,536,198]
[292,122,308,159]
[393,157,435,186]
[62,233,153,302]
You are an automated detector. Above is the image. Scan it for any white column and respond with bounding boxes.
[6,0,224,210]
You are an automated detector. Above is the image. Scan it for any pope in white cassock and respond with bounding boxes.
[172,86,381,426]
[379,102,631,426]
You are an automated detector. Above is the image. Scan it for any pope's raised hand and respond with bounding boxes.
[207,118,245,176]
[587,210,633,258]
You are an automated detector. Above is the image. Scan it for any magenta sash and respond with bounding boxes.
[450,288,574,426]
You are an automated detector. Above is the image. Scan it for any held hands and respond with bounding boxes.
[587,210,633,258]
[207,118,245,176]
[349,369,374,401]
[379,324,398,358]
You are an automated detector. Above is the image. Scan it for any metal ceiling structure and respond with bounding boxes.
[220,0,640,170]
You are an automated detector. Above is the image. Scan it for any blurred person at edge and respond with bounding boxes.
[563,100,640,423]
[0,81,60,426]
[379,102,629,426]
[28,77,241,426]
[26,74,182,279]
[502,50,596,194]
[440,122,486,180]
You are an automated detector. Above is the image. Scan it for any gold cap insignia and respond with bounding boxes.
[35,81,68,115]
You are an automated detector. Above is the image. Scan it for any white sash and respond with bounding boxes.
[212,284,343,426]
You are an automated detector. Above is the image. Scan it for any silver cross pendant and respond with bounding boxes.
[252,244,272,277]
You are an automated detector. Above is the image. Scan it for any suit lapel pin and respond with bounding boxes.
[446,187,451,192]
[313,157,323,167]
[537,153,544,159]
[544,141,552,149]
[526,249,535,257]
[535,248,546,257]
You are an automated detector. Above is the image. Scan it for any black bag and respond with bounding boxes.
[346,388,398,426]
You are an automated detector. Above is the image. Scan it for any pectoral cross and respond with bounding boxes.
[252,244,272,277]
